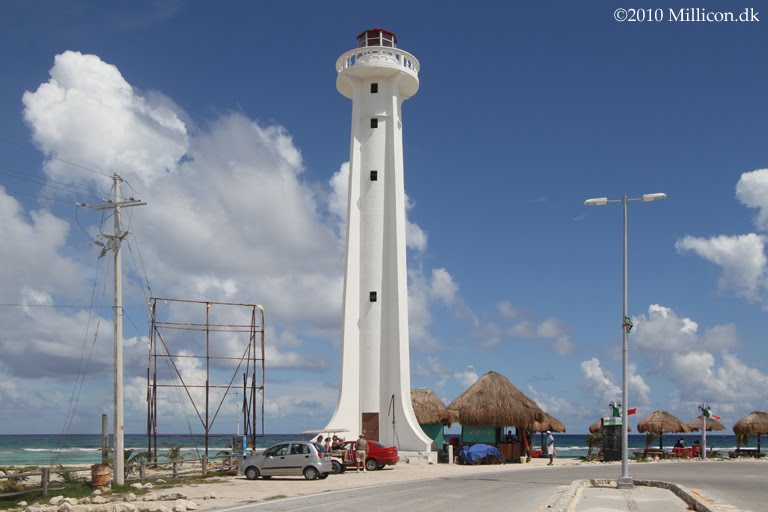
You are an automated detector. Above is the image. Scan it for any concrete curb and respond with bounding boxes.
[550,478,717,512]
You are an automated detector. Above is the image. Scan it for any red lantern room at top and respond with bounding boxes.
[357,28,397,48]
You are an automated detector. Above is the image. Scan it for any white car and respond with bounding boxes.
[239,441,332,480]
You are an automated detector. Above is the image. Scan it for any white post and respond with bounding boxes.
[113,175,125,486]
[83,175,146,487]
[448,445,453,464]
[618,196,632,489]
[702,412,707,460]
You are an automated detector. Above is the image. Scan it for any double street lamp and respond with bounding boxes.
[585,192,667,488]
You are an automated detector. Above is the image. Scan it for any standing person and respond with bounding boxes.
[355,434,368,472]
[546,431,555,466]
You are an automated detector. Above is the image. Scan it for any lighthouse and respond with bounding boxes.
[325,29,432,453]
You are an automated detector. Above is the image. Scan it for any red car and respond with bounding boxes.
[341,440,399,471]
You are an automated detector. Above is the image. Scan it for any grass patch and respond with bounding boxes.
[265,495,287,501]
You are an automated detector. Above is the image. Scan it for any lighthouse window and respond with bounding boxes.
[369,291,377,302]
[370,83,378,94]
[370,118,378,128]
[370,170,378,181]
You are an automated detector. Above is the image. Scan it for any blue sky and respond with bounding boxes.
[1,1,767,436]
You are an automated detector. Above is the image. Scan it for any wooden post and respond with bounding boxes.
[41,468,50,497]
[101,414,109,464]
[172,461,178,478]
[140,461,146,483]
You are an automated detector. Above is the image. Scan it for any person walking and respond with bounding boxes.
[546,430,555,466]
[355,434,368,472]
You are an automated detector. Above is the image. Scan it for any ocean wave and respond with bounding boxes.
[23,448,99,453]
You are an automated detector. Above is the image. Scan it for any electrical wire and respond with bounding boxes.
[48,256,109,467]
[0,186,80,205]
[0,167,107,202]
[0,134,113,179]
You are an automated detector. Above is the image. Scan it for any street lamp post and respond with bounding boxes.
[585,192,666,489]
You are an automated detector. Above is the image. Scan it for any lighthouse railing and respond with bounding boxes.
[336,47,420,76]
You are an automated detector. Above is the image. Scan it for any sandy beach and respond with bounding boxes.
[159,457,582,510]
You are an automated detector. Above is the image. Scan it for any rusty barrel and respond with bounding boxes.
[91,464,111,490]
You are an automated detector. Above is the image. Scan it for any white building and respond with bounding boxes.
[325,28,432,454]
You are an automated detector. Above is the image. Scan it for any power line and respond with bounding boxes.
[0,186,81,205]
[0,303,112,308]
[0,166,109,201]
[0,134,113,179]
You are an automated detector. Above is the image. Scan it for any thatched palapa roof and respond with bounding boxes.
[589,418,632,433]
[446,371,545,428]
[733,411,768,435]
[688,416,725,432]
[532,412,566,433]
[411,388,458,426]
[637,410,690,434]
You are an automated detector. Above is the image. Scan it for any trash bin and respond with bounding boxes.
[91,464,111,490]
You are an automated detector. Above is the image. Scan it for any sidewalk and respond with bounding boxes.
[571,486,690,511]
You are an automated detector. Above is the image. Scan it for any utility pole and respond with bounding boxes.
[83,174,146,485]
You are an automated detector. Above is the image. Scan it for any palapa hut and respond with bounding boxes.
[447,371,545,461]
[733,411,768,453]
[637,410,690,450]
[687,416,725,432]
[410,388,458,448]
[589,419,632,433]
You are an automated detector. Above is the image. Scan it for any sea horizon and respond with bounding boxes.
[0,433,754,466]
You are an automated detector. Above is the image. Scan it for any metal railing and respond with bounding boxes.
[336,47,419,76]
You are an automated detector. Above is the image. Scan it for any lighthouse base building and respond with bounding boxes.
[324,29,433,456]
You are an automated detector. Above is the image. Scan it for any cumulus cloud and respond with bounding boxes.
[736,168,768,231]
[23,51,189,188]
[580,358,651,410]
[676,234,766,300]
[627,304,767,413]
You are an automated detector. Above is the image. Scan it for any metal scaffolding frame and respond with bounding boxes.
[147,298,265,462]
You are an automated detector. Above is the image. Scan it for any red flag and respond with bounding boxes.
[713,415,721,420]
[627,408,637,415]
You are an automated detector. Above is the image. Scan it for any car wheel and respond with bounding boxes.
[331,460,343,474]
[244,466,260,480]
[318,472,329,479]
[365,459,378,471]
[303,466,320,480]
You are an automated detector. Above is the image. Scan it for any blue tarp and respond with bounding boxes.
[458,444,503,464]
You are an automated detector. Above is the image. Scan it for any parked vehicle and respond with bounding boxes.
[239,441,331,480]
[342,440,399,471]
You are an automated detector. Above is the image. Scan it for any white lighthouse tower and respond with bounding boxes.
[325,28,432,453]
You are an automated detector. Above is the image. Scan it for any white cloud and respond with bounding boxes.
[632,304,698,352]
[668,351,768,405]
[22,50,189,188]
[430,268,458,305]
[676,234,766,300]
[580,358,621,405]
[736,168,768,231]
[484,303,572,355]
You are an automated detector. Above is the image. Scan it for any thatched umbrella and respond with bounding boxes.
[447,371,545,429]
[733,411,768,453]
[411,388,458,426]
[687,416,725,432]
[589,418,632,433]
[637,410,690,450]
[532,412,566,433]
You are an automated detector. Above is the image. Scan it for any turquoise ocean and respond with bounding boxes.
[0,434,753,466]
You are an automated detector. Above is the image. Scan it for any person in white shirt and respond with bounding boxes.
[546,431,555,466]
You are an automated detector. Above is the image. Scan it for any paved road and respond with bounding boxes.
[217,461,767,511]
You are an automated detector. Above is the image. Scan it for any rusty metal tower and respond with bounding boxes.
[147,298,265,461]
